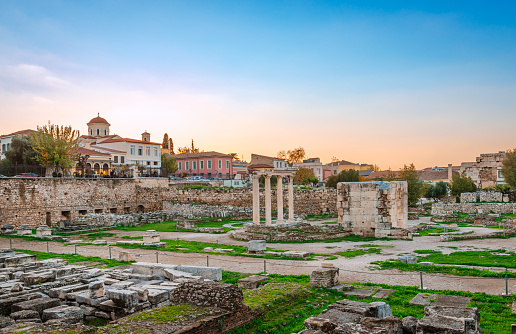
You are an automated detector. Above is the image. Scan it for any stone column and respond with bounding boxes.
[265,175,272,226]
[252,174,260,224]
[276,175,284,224]
[287,175,295,223]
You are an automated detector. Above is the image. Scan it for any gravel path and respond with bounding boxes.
[4,222,515,295]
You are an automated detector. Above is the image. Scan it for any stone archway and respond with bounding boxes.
[102,163,109,175]
[93,163,100,174]
[136,205,145,213]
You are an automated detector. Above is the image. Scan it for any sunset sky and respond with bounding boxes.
[1,1,515,169]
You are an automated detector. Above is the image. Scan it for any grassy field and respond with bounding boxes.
[117,238,337,261]
[114,220,244,233]
[373,249,516,278]
[221,272,516,334]
[13,249,133,268]
[338,247,382,258]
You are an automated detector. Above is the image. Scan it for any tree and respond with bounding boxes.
[450,172,477,196]
[294,167,318,186]
[372,164,381,172]
[398,163,424,207]
[229,153,239,161]
[191,139,196,152]
[3,136,38,165]
[325,169,360,188]
[277,147,306,164]
[161,154,178,173]
[29,122,80,174]
[501,148,516,189]
[177,146,189,154]
[425,181,448,201]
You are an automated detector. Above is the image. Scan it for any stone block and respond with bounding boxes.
[342,288,375,299]
[11,297,61,316]
[105,289,139,309]
[402,316,417,334]
[238,275,269,289]
[10,310,40,320]
[284,251,310,258]
[372,289,395,299]
[369,302,392,318]
[89,281,105,298]
[247,240,266,253]
[42,305,84,322]
[328,299,379,317]
[175,265,222,281]
[17,225,32,236]
[82,268,103,280]
[1,224,15,235]
[35,225,52,238]
[143,230,160,244]
[128,286,149,302]
[310,268,339,288]
[147,289,170,305]
[75,291,108,307]
[118,252,135,262]
[409,293,438,306]
[0,293,42,316]
[20,271,55,286]
[416,316,466,334]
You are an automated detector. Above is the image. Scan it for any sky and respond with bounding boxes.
[0,1,515,169]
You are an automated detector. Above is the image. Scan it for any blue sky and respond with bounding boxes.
[1,1,515,168]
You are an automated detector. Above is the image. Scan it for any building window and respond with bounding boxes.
[153,161,158,166]
[200,161,204,169]
[104,129,108,136]
[153,147,158,157]
[207,160,212,169]
[146,161,150,166]
[6,143,10,150]
[193,161,197,169]
[178,162,182,170]
[1,144,5,152]
[114,156,118,163]
[186,161,189,170]
[130,145,135,156]
[96,128,100,135]
[218,160,222,169]
[138,146,143,156]
[89,129,93,135]
[226,160,229,169]
[121,156,125,164]
[145,146,150,156]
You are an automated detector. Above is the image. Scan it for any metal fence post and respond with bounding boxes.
[9,238,12,249]
[74,244,77,255]
[109,247,112,259]
[46,242,49,253]
[264,260,266,274]
[506,275,509,296]
[420,271,423,289]
[207,255,209,267]
[156,251,159,263]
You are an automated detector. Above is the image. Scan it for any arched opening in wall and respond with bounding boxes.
[110,208,117,214]
[79,210,88,215]
[86,163,92,175]
[124,206,131,213]
[102,163,109,175]
[96,128,100,136]
[60,211,71,227]
[46,212,51,226]
[93,163,100,174]
[89,129,93,135]
[136,205,145,213]
[95,208,103,214]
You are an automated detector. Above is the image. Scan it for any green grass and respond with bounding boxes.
[266,234,396,244]
[222,272,516,334]
[82,232,116,240]
[338,247,382,258]
[13,249,133,268]
[0,234,65,243]
[117,239,336,261]
[416,228,447,236]
[115,220,236,233]
[357,244,394,248]
[128,303,208,322]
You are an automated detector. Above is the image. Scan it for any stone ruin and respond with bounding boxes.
[116,230,166,248]
[234,221,351,242]
[0,249,235,332]
[296,299,480,334]
[337,181,410,238]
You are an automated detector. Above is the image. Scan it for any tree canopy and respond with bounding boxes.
[294,167,318,186]
[425,181,448,201]
[29,122,79,172]
[161,154,178,173]
[450,172,477,196]
[325,169,360,188]
[277,147,306,164]
[501,148,516,189]
[2,136,38,165]
[398,163,424,207]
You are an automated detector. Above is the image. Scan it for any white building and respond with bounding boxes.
[294,158,324,182]
[79,115,161,175]
[0,129,36,160]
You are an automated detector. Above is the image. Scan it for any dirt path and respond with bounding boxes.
[5,235,515,295]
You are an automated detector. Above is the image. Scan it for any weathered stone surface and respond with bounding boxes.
[284,251,310,258]
[424,306,480,333]
[10,310,39,320]
[147,289,169,305]
[0,293,42,316]
[432,295,472,308]
[42,305,84,322]
[105,289,139,309]
[118,252,135,262]
[328,299,379,317]
[10,283,23,293]
[370,302,392,318]
[409,293,438,306]
[304,316,336,333]
[89,280,105,299]
[128,286,149,302]
[372,289,395,299]
[342,288,375,299]
[169,281,244,311]
[0,316,14,329]
[310,268,339,288]
[19,271,54,285]
[247,240,266,253]
[416,316,465,334]
[11,297,61,316]
[402,316,418,334]
[238,275,269,289]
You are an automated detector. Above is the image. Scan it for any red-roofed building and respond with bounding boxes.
[78,115,161,176]
[167,150,233,179]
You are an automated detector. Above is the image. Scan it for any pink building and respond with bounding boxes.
[170,151,234,179]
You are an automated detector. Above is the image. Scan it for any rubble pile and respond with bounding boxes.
[297,299,481,334]
[0,249,223,332]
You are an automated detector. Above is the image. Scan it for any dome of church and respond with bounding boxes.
[87,115,110,125]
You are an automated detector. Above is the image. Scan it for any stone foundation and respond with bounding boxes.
[233,222,351,242]
[432,202,516,215]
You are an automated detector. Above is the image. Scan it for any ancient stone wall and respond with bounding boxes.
[337,181,408,237]
[460,191,512,203]
[432,202,516,215]
[169,281,244,311]
[460,151,505,189]
[0,178,337,228]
